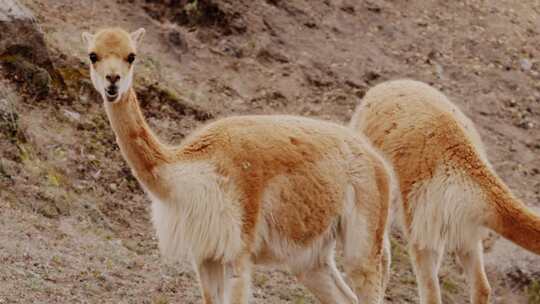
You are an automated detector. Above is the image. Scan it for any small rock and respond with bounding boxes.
[79,91,90,104]
[3,56,52,96]
[167,29,188,51]
[304,21,317,28]
[54,198,71,216]
[37,203,59,218]
[103,281,114,292]
[435,63,444,79]
[256,48,289,64]
[109,183,117,192]
[517,120,534,129]
[123,239,145,254]
[416,19,428,27]
[36,189,70,218]
[364,70,381,83]
[63,109,81,122]
[340,5,355,14]
[92,170,101,179]
[230,15,247,34]
[366,2,382,13]
[520,58,532,71]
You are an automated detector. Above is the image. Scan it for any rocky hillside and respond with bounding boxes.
[1,0,539,303]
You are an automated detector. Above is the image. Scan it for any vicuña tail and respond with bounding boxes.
[480,169,540,254]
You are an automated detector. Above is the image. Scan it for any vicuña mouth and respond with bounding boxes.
[105,88,118,102]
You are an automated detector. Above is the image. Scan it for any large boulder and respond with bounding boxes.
[0,0,57,96]
[0,0,54,71]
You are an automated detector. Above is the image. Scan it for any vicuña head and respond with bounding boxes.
[82,27,145,102]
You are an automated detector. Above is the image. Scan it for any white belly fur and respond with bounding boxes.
[407,165,487,251]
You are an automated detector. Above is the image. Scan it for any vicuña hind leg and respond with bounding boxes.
[409,244,444,304]
[341,201,387,303]
[197,259,225,304]
[457,242,491,304]
[295,253,358,304]
[343,247,386,304]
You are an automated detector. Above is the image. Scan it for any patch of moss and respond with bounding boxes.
[46,168,63,187]
[0,108,18,143]
[17,143,33,163]
[152,295,169,304]
[57,66,88,83]
[0,54,51,97]
[179,0,225,28]
[0,159,9,180]
[185,0,199,14]
[253,272,269,287]
[160,85,181,102]
[293,296,307,304]
[56,66,91,92]
[399,275,417,286]
[441,278,459,294]
[138,83,213,121]
[0,98,27,147]
[35,187,72,218]
[390,238,409,265]
[50,255,62,266]
[528,279,540,304]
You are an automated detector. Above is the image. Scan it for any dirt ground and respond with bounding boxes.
[1,0,539,303]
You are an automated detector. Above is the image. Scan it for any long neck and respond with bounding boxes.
[105,88,172,198]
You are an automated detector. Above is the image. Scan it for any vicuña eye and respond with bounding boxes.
[127,53,136,64]
[89,52,98,64]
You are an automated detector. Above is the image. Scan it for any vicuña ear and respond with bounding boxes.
[82,32,94,45]
[130,28,146,47]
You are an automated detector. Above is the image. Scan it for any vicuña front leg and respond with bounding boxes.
[457,242,491,304]
[197,259,225,304]
[410,244,443,304]
[224,254,252,304]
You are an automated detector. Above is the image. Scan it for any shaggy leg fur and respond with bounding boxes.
[457,242,491,304]
[296,255,358,304]
[197,259,226,304]
[341,219,387,303]
[381,234,392,292]
[225,254,252,304]
[344,253,385,304]
[410,244,443,304]
[341,188,388,303]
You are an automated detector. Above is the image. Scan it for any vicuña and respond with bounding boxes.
[350,79,540,304]
[82,27,396,304]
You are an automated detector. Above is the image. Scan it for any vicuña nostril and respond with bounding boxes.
[106,74,121,84]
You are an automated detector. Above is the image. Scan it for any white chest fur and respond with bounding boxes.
[148,162,244,263]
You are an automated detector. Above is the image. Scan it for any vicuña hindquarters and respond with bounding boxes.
[351,79,540,304]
